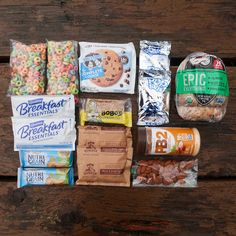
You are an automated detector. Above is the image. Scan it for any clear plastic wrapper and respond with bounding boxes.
[46,40,79,95]
[176,52,229,122]
[79,42,136,94]
[132,159,198,187]
[8,40,46,95]
[11,117,76,150]
[19,150,73,167]
[11,95,75,118]
[17,167,74,188]
[79,98,132,127]
[138,40,171,126]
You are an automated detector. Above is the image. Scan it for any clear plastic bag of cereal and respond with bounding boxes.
[46,40,79,96]
[8,40,46,95]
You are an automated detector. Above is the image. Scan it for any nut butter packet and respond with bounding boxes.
[76,147,133,187]
[132,159,198,187]
[17,167,74,188]
[78,125,132,148]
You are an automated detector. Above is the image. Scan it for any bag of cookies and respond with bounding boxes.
[79,98,132,127]
[17,167,74,188]
[19,150,73,167]
[176,52,229,122]
[46,40,79,96]
[132,159,198,187]
[8,40,46,95]
[11,95,75,118]
[79,42,136,94]
[138,40,171,126]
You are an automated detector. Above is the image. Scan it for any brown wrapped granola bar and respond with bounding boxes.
[78,125,132,148]
[76,147,133,187]
[76,125,133,187]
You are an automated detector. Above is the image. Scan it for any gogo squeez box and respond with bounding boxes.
[10,95,76,187]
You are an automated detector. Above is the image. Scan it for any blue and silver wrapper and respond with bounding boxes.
[138,40,171,126]
[19,150,73,167]
[17,167,74,188]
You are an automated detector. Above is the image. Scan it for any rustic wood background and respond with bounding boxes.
[0,1,235,235]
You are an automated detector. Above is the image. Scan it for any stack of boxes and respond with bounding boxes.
[10,95,76,187]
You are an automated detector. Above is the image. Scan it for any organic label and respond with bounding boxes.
[176,69,229,96]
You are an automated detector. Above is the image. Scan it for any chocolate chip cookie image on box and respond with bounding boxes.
[79,42,136,94]
[90,49,123,87]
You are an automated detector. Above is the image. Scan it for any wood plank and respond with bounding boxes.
[0,64,236,177]
[0,0,235,57]
[0,180,235,235]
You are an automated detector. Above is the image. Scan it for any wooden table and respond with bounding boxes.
[0,1,235,235]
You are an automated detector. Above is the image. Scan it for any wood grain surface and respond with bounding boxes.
[0,0,235,57]
[0,1,236,235]
[0,180,235,236]
[1,64,235,177]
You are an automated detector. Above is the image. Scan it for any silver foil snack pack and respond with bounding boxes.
[138,40,171,126]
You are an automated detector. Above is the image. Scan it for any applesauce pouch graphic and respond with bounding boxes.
[19,150,73,167]
[17,167,74,188]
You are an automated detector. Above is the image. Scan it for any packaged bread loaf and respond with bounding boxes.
[176,52,229,122]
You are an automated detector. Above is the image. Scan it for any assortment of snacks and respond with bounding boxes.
[79,98,132,127]
[8,40,46,95]
[176,52,229,122]
[19,150,73,167]
[76,126,133,187]
[17,167,74,187]
[8,39,228,189]
[79,42,136,94]
[137,127,200,156]
[11,95,75,118]
[46,40,79,95]
[138,40,171,126]
[132,159,198,187]
[11,117,76,151]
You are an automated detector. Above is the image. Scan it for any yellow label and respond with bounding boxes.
[80,110,132,127]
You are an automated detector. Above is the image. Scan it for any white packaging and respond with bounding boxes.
[11,95,75,118]
[12,117,76,151]
[79,42,136,94]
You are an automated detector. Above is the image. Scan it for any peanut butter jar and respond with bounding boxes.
[137,127,200,156]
